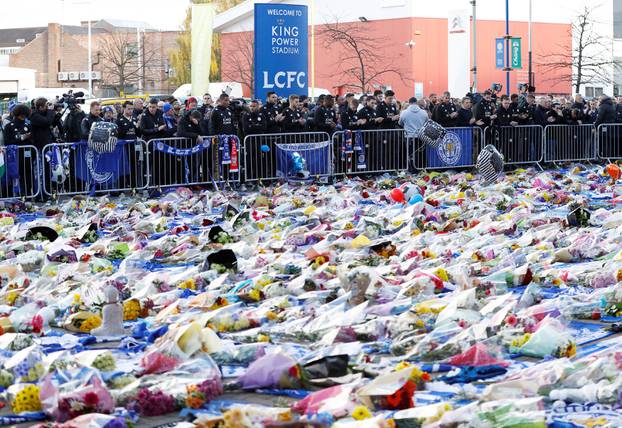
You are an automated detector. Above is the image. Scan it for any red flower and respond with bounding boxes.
[80,254,92,262]
[30,314,43,334]
[83,391,100,408]
[422,372,431,382]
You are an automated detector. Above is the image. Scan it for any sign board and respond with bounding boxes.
[414,82,424,99]
[511,37,522,69]
[495,37,522,69]
[254,3,308,100]
[495,38,505,69]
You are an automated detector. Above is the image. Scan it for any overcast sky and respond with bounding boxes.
[0,0,191,31]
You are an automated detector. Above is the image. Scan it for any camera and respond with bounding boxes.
[58,90,85,109]
[491,83,503,93]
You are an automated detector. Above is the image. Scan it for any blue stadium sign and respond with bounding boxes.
[254,3,309,100]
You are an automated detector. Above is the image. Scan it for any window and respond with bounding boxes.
[595,87,604,97]
[585,86,604,97]
[615,0,622,38]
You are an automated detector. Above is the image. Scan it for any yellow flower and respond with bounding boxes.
[123,299,141,321]
[79,315,102,333]
[435,268,449,282]
[352,405,372,420]
[344,222,354,230]
[266,311,278,321]
[248,288,262,302]
[6,290,19,306]
[12,384,42,413]
[257,334,270,342]
[179,278,196,290]
[73,294,82,305]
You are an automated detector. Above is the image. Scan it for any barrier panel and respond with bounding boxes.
[0,145,40,200]
[332,129,408,176]
[411,127,480,170]
[147,135,241,189]
[484,125,543,166]
[597,123,622,160]
[42,140,148,197]
[543,124,596,163]
[243,132,331,182]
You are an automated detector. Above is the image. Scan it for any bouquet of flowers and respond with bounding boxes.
[63,311,102,333]
[40,375,114,422]
[8,383,42,413]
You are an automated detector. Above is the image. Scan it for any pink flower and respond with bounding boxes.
[83,392,100,408]
[505,314,518,326]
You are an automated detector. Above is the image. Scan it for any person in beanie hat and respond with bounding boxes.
[186,97,198,111]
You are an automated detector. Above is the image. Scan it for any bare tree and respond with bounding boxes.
[221,31,254,93]
[318,20,409,93]
[99,31,158,95]
[539,5,621,94]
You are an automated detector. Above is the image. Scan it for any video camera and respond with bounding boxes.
[58,90,85,109]
[491,83,503,93]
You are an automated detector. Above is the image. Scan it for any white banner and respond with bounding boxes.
[192,3,215,97]
[448,9,471,97]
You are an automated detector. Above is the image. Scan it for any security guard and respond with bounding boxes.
[116,101,138,140]
[376,90,400,129]
[281,95,306,133]
[433,91,458,128]
[242,100,267,136]
[209,93,236,135]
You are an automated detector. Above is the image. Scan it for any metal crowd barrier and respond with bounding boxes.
[597,123,622,161]
[41,140,148,197]
[543,124,596,163]
[0,145,40,200]
[147,135,241,189]
[411,127,481,170]
[243,132,332,182]
[332,129,408,176]
[484,125,543,166]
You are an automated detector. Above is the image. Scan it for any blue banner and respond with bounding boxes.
[254,3,308,100]
[73,141,131,185]
[426,128,473,168]
[495,38,505,69]
[276,141,331,179]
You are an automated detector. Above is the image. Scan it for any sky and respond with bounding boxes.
[0,0,192,31]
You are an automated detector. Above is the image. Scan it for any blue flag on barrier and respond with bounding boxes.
[276,141,332,179]
[73,141,131,186]
[426,128,473,168]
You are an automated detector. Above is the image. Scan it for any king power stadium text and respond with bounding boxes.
[271,25,301,55]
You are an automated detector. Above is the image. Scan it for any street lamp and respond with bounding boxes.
[407,31,423,96]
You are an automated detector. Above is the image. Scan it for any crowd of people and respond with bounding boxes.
[1,86,621,151]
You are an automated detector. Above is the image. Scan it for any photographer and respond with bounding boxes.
[30,97,59,150]
[62,103,86,143]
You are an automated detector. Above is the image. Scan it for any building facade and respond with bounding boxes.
[5,21,179,97]
[215,0,620,98]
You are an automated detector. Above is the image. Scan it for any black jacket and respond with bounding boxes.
[433,102,458,128]
[494,105,515,126]
[281,107,305,133]
[313,105,338,133]
[456,108,473,127]
[30,109,57,149]
[260,102,281,133]
[177,113,202,139]
[341,108,363,130]
[3,118,33,146]
[138,110,165,140]
[242,111,267,136]
[595,98,617,127]
[63,109,86,142]
[80,113,102,140]
[358,106,380,130]
[473,99,496,127]
[116,114,138,140]
[209,105,236,135]
[376,102,400,129]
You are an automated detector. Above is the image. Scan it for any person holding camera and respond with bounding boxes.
[30,97,60,151]
[62,103,86,143]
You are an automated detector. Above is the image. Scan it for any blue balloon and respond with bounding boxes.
[409,194,424,205]
[261,145,270,153]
